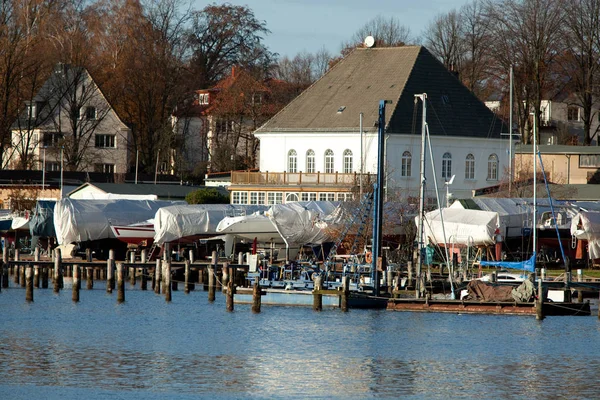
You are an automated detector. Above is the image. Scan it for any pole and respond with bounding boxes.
[532,112,537,258]
[154,149,160,185]
[416,94,427,298]
[509,65,514,195]
[359,112,363,198]
[135,150,139,184]
[42,148,46,190]
[372,100,390,297]
[60,147,64,198]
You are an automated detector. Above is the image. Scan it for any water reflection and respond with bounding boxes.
[0,288,599,399]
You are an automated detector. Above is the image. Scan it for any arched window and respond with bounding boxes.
[285,193,299,203]
[288,149,297,173]
[343,149,353,173]
[324,149,334,173]
[487,154,499,180]
[442,152,452,179]
[465,154,475,180]
[306,150,315,173]
[401,151,412,177]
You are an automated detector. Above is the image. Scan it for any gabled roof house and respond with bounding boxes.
[230,45,508,205]
[6,63,131,175]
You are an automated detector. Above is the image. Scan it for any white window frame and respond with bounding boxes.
[267,192,283,205]
[324,149,334,173]
[232,191,248,204]
[401,151,412,177]
[487,154,499,181]
[343,149,353,173]
[306,150,315,173]
[442,152,452,179]
[288,149,297,173]
[465,153,475,180]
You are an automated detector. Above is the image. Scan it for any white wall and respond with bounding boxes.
[255,131,509,199]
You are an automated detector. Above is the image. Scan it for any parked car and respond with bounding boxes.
[478,271,529,283]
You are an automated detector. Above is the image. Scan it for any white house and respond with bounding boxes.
[229,46,510,205]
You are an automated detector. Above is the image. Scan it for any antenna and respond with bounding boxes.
[364,36,375,48]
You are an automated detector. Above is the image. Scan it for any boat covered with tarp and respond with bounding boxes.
[420,208,499,246]
[153,204,269,244]
[54,198,183,244]
[30,200,56,237]
[570,211,600,259]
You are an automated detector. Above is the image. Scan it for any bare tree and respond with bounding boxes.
[459,0,493,97]
[559,0,600,145]
[424,9,463,72]
[344,15,412,49]
[487,0,565,144]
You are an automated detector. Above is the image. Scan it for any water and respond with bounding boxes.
[1,281,599,399]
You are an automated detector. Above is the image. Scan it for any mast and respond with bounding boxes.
[415,93,427,298]
[509,65,513,195]
[532,112,537,258]
[371,100,390,296]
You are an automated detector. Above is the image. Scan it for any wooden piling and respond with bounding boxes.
[252,279,261,313]
[117,263,125,303]
[25,266,33,302]
[130,267,136,287]
[208,265,216,302]
[184,259,190,294]
[53,248,62,294]
[164,260,171,302]
[222,262,229,292]
[72,265,80,302]
[341,275,350,312]
[106,251,114,294]
[41,264,48,289]
[577,269,583,302]
[141,249,148,264]
[313,275,323,311]
[141,267,147,290]
[386,269,393,295]
[154,259,161,294]
[1,245,7,289]
[226,266,235,312]
[14,249,20,286]
[188,249,195,263]
[86,267,93,289]
[536,279,545,321]
[33,247,40,288]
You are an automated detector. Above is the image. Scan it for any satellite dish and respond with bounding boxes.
[364,36,375,48]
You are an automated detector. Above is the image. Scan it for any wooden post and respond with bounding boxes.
[72,265,80,302]
[341,275,350,312]
[164,260,172,302]
[25,266,33,302]
[184,259,190,294]
[387,269,393,295]
[86,248,92,262]
[34,247,40,288]
[313,275,323,311]
[252,277,261,313]
[536,279,545,321]
[577,269,583,302]
[154,259,161,294]
[106,250,114,294]
[53,248,62,294]
[141,267,147,290]
[226,266,235,311]
[130,266,136,287]
[208,264,216,303]
[106,250,115,293]
[141,249,148,264]
[20,262,25,287]
[222,262,229,292]
[41,263,48,289]
[14,248,20,286]
[188,249,195,263]
[1,245,7,289]
[86,267,93,289]
[117,263,125,303]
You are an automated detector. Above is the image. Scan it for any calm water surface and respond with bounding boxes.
[1,280,600,399]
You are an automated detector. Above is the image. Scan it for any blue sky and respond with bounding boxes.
[193,0,470,58]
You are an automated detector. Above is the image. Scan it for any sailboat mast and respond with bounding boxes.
[509,65,513,194]
[415,93,427,298]
[532,112,537,257]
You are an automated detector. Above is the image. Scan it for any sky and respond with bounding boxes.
[193,0,471,58]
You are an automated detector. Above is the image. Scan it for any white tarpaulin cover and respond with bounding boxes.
[571,211,600,259]
[154,204,269,244]
[267,201,343,246]
[54,199,182,244]
[420,208,500,246]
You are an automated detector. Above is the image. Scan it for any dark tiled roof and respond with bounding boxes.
[256,46,504,139]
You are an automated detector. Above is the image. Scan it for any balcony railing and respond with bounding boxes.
[231,171,376,187]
